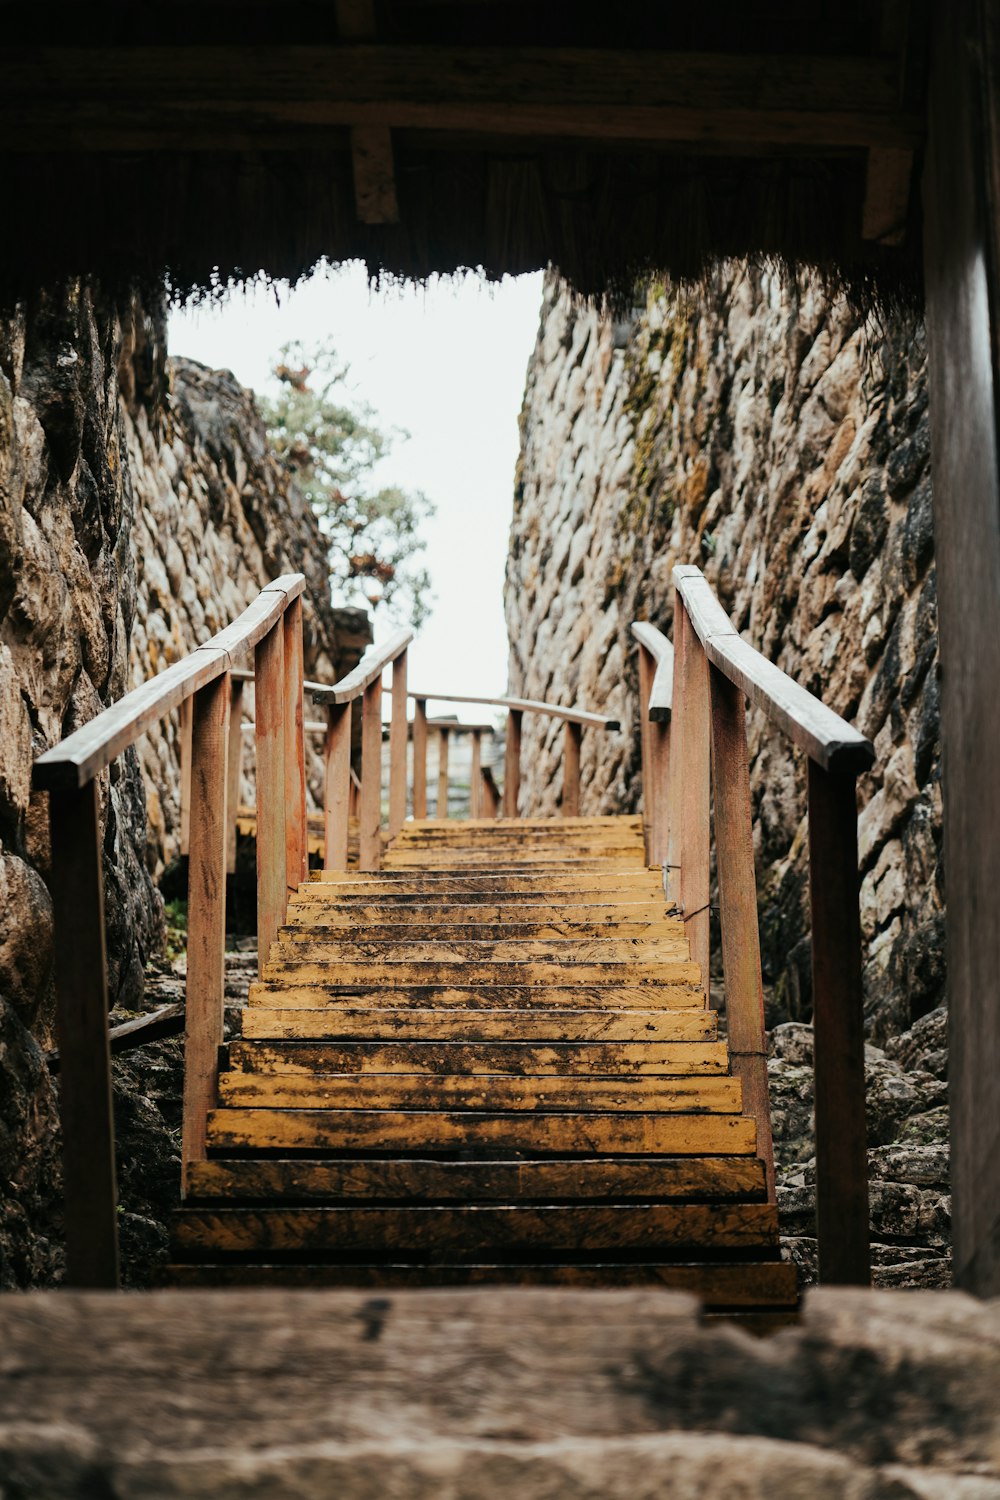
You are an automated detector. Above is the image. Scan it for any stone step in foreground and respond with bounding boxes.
[0,1288,997,1499]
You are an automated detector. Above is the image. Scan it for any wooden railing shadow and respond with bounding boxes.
[634,564,875,1285]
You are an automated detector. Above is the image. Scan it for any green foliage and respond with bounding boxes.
[164,898,187,963]
[258,340,434,627]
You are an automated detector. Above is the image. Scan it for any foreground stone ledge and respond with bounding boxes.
[0,1288,998,1497]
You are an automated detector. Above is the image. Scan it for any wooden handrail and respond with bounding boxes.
[33,574,307,1289]
[33,577,304,791]
[310,627,414,706]
[408,688,620,731]
[631,621,673,723]
[632,622,673,864]
[674,564,874,774]
[634,562,873,1289]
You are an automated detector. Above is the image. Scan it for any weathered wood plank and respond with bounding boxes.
[283,596,308,893]
[227,1039,730,1076]
[182,1154,766,1203]
[182,673,231,1171]
[359,672,382,871]
[262,960,703,985]
[503,707,522,818]
[241,1007,715,1041]
[673,595,712,999]
[255,618,287,979]
[808,761,870,1285]
[412,696,428,819]
[225,677,244,875]
[47,779,119,1287]
[247,980,705,1011]
[283,920,682,941]
[470,730,483,818]
[388,648,408,838]
[323,701,352,872]
[216,1073,743,1112]
[562,721,582,817]
[287,902,670,926]
[435,725,450,818]
[206,1108,758,1154]
[271,937,689,961]
[312,627,413,705]
[173,1201,777,1254]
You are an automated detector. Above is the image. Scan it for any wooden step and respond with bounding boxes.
[206,1109,758,1154]
[172,1202,779,1256]
[226,1040,730,1076]
[270,938,689,961]
[163,1260,797,1308]
[286,902,671,925]
[248,981,705,1010]
[215,1074,743,1112]
[241,1008,715,1040]
[263,961,702,985]
[183,1155,767,1203]
[284,919,679,940]
[310,875,662,893]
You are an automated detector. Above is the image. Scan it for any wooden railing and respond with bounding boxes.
[633,564,875,1285]
[32,574,308,1288]
[407,690,620,820]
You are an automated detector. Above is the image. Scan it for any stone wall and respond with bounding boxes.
[507,266,942,1043]
[506,267,947,1282]
[126,356,371,879]
[0,290,368,1288]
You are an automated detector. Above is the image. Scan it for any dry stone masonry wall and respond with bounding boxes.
[507,267,946,1284]
[0,285,368,1287]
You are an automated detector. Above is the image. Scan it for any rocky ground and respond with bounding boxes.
[771,1007,950,1288]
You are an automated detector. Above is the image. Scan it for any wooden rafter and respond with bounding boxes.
[335,0,401,225]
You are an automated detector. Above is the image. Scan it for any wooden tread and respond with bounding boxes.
[172,815,794,1320]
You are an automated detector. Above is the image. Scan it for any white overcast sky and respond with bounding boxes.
[168,263,545,703]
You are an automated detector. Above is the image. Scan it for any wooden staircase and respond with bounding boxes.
[169,815,797,1323]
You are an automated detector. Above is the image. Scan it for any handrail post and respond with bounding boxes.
[808,760,871,1285]
[388,647,409,838]
[563,720,582,817]
[413,696,428,819]
[436,726,450,818]
[481,766,500,818]
[470,729,483,817]
[182,671,231,1177]
[255,617,287,977]
[503,707,522,818]
[637,642,655,856]
[225,678,244,875]
[179,696,192,857]
[323,701,352,871]
[283,596,308,891]
[48,778,119,1287]
[670,596,711,997]
[359,672,383,870]
[710,666,775,1202]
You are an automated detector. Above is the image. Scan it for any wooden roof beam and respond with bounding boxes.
[0,48,923,153]
[335,0,400,225]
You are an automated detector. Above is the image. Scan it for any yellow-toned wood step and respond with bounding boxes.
[205,1108,758,1155]
[286,902,670,925]
[270,937,688,962]
[215,1073,743,1112]
[183,1155,766,1202]
[241,1007,713,1040]
[226,1040,730,1076]
[263,960,702,986]
[284,919,680,940]
[172,1202,779,1256]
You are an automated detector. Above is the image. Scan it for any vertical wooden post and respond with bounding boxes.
[255,619,286,979]
[283,597,308,892]
[503,708,522,818]
[481,767,500,819]
[923,1,1000,1296]
[225,678,244,875]
[359,673,383,871]
[436,727,450,818]
[470,730,483,818]
[389,649,408,837]
[637,644,656,858]
[563,721,582,817]
[413,696,428,819]
[48,779,119,1287]
[182,673,231,1175]
[808,760,871,1285]
[323,702,352,871]
[666,608,687,906]
[179,696,192,857]
[673,600,712,998]
[648,718,671,871]
[710,668,775,1202]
